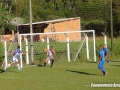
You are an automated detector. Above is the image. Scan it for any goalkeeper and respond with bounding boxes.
[43,46,55,67]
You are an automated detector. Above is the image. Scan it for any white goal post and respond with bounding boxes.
[19,30,96,68]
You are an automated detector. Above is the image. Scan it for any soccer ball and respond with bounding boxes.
[44,48,47,54]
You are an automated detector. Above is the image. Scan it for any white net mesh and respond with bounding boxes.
[19,30,96,66]
[5,30,96,67]
[7,35,20,64]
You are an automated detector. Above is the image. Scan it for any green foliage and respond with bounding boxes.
[0,6,10,28]
[112,38,120,56]
[0,1,16,33]
[113,0,120,23]
[5,23,16,31]
[76,0,110,21]
[112,0,120,35]
[0,0,120,36]
[85,19,107,36]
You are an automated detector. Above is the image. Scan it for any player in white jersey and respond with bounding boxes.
[43,46,55,67]
[4,45,26,71]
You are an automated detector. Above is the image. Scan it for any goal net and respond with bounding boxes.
[18,30,96,68]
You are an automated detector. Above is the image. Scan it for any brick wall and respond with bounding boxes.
[40,18,81,41]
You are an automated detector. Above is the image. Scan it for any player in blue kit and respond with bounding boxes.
[98,45,107,76]
[103,44,109,63]
[4,45,26,71]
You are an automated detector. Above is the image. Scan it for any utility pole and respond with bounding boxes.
[110,0,113,56]
[29,0,34,64]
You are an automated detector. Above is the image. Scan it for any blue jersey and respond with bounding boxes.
[103,48,108,56]
[13,49,22,59]
[99,49,105,61]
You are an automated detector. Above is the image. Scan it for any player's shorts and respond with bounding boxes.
[46,56,54,62]
[12,57,18,63]
[105,53,107,56]
[98,60,105,67]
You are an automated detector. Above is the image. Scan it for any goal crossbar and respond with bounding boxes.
[20,30,95,36]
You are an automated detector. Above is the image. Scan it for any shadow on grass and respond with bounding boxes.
[89,62,97,63]
[37,64,52,68]
[110,60,120,62]
[37,64,44,67]
[110,65,120,67]
[1,68,22,73]
[66,70,100,76]
[0,70,5,73]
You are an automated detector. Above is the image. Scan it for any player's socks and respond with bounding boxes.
[43,62,46,67]
[107,60,109,64]
[102,71,107,76]
[17,64,21,71]
[104,72,107,76]
[51,60,54,67]
[4,67,6,72]
[18,68,22,71]
[4,64,11,71]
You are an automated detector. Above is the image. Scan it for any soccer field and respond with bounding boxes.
[0,59,120,90]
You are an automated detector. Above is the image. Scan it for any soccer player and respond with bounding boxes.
[4,45,26,71]
[98,45,107,76]
[103,44,109,63]
[43,46,55,67]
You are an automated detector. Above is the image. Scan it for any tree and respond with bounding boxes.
[0,0,116,36]
[0,4,10,34]
[112,0,120,36]
[0,1,17,34]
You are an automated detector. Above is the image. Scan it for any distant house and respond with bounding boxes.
[2,17,81,42]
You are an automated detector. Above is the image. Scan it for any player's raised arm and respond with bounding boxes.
[51,49,56,55]
[22,52,28,55]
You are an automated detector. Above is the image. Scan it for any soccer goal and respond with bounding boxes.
[18,30,96,68]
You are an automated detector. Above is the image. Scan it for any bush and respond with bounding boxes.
[85,19,107,36]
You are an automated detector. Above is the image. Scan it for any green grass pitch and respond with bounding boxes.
[0,59,120,90]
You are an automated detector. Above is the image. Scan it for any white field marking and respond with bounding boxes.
[47,82,78,88]
[0,75,43,79]
[34,83,78,89]
[85,85,90,87]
